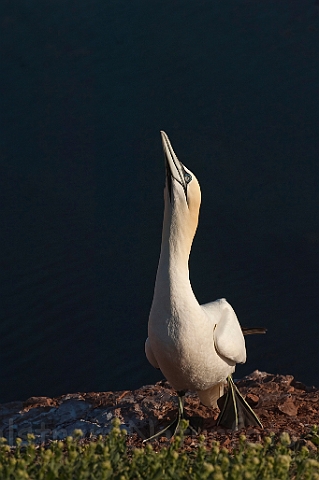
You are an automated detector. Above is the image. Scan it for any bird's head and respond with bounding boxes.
[161,131,201,242]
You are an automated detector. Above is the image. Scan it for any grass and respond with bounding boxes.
[0,419,319,479]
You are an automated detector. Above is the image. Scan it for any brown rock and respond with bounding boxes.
[278,396,299,416]
[246,393,259,407]
[22,397,55,410]
[1,371,319,452]
[305,440,317,452]
[291,379,307,391]
[221,437,231,448]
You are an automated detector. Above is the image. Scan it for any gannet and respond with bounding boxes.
[145,131,263,438]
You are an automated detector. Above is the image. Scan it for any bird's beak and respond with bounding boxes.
[160,131,190,201]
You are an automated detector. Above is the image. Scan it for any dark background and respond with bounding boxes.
[0,0,318,403]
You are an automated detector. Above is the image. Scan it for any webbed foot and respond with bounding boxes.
[216,375,263,431]
[143,393,201,442]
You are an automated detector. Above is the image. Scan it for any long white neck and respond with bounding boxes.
[152,193,197,307]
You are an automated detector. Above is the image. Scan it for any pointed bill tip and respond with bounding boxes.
[160,130,169,146]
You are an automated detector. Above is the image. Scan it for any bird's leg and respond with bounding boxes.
[176,392,200,436]
[143,391,198,442]
[216,375,263,431]
[143,391,184,442]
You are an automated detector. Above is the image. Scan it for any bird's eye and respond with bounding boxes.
[184,173,192,184]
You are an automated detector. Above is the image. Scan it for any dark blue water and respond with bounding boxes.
[0,0,318,402]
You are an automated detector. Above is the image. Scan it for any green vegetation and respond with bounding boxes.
[0,419,318,479]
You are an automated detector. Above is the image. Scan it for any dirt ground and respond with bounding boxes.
[3,370,314,453]
[121,370,319,452]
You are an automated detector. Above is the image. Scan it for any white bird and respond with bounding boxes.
[145,131,263,438]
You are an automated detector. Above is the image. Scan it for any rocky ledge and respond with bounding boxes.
[0,371,318,451]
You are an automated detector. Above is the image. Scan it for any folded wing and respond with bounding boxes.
[202,298,246,364]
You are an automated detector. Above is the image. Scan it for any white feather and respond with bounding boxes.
[146,132,246,407]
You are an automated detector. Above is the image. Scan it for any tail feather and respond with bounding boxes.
[242,327,267,335]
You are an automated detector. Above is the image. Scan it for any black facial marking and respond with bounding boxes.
[177,163,192,199]
[163,136,192,201]
[183,171,192,185]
